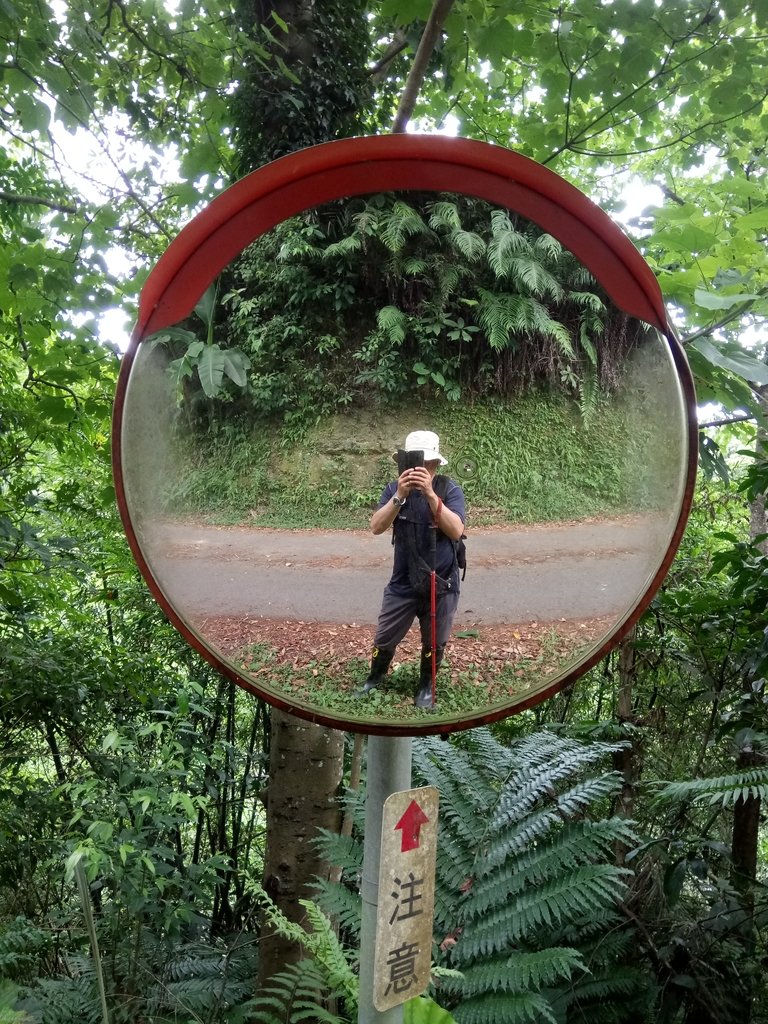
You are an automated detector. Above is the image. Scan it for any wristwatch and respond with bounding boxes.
[392,495,407,506]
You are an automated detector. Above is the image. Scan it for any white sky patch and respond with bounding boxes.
[613,179,664,231]
[99,307,133,351]
[408,113,460,136]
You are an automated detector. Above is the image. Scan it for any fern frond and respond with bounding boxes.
[428,200,463,231]
[310,879,362,939]
[418,731,641,1023]
[487,211,530,280]
[322,235,362,261]
[247,960,345,1024]
[578,319,599,365]
[417,736,499,806]
[277,237,322,261]
[501,735,625,796]
[298,899,358,1010]
[451,230,486,262]
[494,759,622,828]
[477,819,637,897]
[555,773,624,818]
[475,291,522,350]
[434,844,477,911]
[313,828,363,875]
[578,365,600,423]
[459,865,630,958]
[381,200,430,252]
[507,256,564,301]
[553,907,622,945]
[655,767,768,807]
[376,305,407,345]
[453,991,558,1024]
[566,965,645,1001]
[403,257,428,275]
[24,976,101,1024]
[412,750,493,848]
[144,937,258,1019]
[456,948,585,996]
[477,807,562,870]
[457,730,514,779]
[476,291,573,354]
[247,883,357,1015]
[568,290,606,313]
[533,232,564,261]
[568,262,597,288]
[579,925,636,963]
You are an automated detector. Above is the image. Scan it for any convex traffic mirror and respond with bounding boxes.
[113,136,697,735]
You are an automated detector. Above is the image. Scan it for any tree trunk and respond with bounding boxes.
[391,0,456,132]
[258,710,344,983]
[233,0,373,172]
[231,0,371,983]
[749,382,768,554]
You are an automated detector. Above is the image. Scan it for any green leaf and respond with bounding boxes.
[64,849,85,883]
[663,858,687,907]
[37,396,75,423]
[101,730,120,752]
[698,435,730,485]
[13,91,51,133]
[689,337,768,385]
[404,996,458,1023]
[693,288,763,310]
[171,792,197,818]
[221,348,251,388]
[196,344,227,397]
[194,284,217,328]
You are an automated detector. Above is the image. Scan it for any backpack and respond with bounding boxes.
[434,474,467,580]
[392,475,467,581]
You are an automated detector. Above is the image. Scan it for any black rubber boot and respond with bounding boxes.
[414,647,444,709]
[355,646,394,696]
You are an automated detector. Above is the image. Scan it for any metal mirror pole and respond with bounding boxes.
[358,735,413,1024]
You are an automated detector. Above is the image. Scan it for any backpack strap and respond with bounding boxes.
[434,475,467,580]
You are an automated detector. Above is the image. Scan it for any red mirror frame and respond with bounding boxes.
[113,134,698,736]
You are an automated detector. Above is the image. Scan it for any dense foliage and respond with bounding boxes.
[159,194,644,429]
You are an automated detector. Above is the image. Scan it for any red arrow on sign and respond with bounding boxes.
[395,799,429,852]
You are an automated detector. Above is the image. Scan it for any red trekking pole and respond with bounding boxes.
[429,495,442,707]
[430,566,437,705]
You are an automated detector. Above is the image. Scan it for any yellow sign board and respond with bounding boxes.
[373,786,440,1011]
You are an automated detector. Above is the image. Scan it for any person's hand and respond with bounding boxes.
[396,469,416,499]
[408,466,435,498]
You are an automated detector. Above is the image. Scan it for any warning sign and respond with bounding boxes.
[373,786,439,1011]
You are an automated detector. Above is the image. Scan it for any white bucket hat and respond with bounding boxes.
[401,429,448,466]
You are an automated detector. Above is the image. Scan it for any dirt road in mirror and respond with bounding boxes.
[139,516,672,626]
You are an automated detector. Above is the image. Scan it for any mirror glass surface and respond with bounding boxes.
[120,192,689,730]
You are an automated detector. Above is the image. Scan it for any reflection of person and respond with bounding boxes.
[358,430,466,709]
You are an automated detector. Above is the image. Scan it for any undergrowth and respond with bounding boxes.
[235,628,599,726]
[156,391,670,529]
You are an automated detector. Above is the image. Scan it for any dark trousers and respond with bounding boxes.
[373,584,459,651]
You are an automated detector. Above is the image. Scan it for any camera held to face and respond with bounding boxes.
[397,449,424,475]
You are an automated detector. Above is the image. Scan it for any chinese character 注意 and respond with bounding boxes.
[389,872,424,924]
[384,940,419,996]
